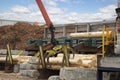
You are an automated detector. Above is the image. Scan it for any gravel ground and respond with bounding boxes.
[0,71,36,80]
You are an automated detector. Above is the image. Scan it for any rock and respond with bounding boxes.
[48,76,60,80]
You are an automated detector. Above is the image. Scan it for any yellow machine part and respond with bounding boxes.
[102,26,116,58]
[46,45,62,57]
[6,43,13,64]
[46,50,56,56]
[53,45,62,52]
[105,27,113,45]
[17,50,24,56]
[102,28,105,59]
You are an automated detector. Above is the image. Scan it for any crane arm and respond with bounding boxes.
[36,0,58,45]
[36,0,52,27]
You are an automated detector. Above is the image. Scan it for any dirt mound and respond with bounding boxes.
[0,22,44,50]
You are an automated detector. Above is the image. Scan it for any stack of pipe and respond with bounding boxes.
[0,54,97,70]
[44,54,97,69]
[69,31,112,38]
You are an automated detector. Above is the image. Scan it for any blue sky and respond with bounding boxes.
[0,0,117,24]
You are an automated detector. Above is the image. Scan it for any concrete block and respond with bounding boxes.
[20,70,27,76]
[20,63,38,70]
[20,70,40,78]
[0,49,28,55]
[13,64,20,73]
[22,51,29,56]
[48,76,60,80]
[60,67,97,80]
[100,57,120,68]
[11,50,21,55]
[117,34,120,45]
[28,57,39,64]
[27,70,40,78]
[115,45,120,54]
[0,49,7,55]
[20,63,26,69]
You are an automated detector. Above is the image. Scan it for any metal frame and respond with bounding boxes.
[97,67,120,80]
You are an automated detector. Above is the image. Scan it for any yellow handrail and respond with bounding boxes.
[102,28,105,59]
[106,27,110,45]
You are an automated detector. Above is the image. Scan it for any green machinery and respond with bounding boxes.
[26,26,116,69]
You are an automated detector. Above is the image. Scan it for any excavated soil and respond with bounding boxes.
[0,22,44,50]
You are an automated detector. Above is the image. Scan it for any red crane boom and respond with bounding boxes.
[36,0,58,45]
[36,0,52,27]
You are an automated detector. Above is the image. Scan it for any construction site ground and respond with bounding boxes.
[0,71,36,80]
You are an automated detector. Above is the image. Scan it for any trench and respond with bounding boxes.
[38,69,60,79]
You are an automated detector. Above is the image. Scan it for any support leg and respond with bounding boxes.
[39,46,46,68]
[97,70,103,80]
[63,45,69,67]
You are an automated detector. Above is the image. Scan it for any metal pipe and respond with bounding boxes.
[70,31,112,38]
